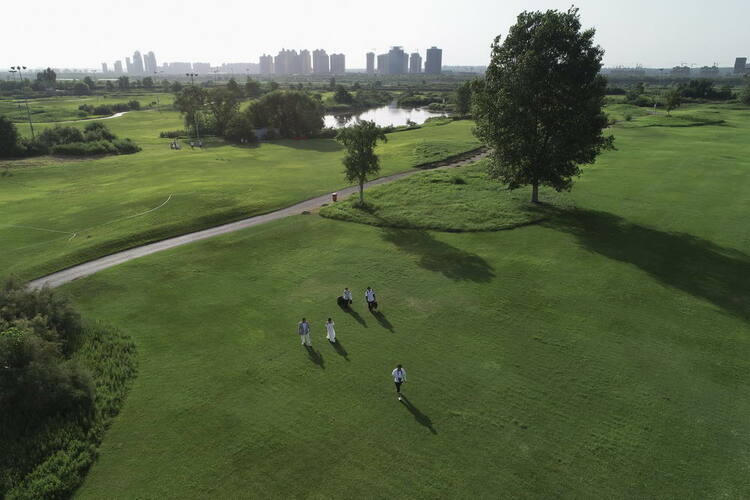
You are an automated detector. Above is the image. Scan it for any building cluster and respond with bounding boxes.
[259,49,346,75]
[103,51,260,76]
[735,57,749,74]
[367,46,442,75]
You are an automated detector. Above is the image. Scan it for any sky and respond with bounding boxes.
[1,0,749,70]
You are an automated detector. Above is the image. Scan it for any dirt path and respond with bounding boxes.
[28,149,487,290]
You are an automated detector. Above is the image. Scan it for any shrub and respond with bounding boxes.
[84,122,116,142]
[224,114,257,144]
[0,116,21,158]
[78,104,94,114]
[112,138,141,154]
[159,130,186,138]
[127,100,141,110]
[92,104,113,115]
[51,141,117,156]
[37,126,84,148]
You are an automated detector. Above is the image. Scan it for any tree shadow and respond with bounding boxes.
[400,395,437,435]
[544,207,750,323]
[338,300,367,327]
[381,228,495,283]
[305,346,325,369]
[372,310,395,332]
[330,339,350,361]
[275,139,344,153]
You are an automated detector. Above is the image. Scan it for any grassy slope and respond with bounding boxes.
[0,93,175,122]
[61,105,750,498]
[0,112,478,279]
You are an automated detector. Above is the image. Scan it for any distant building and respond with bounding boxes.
[165,62,192,74]
[300,50,312,75]
[735,57,748,74]
[113,60,123,73]
[425,46,442,74]
[193,62,211,74]
[220,62,259,74]
[366,52,375,74]
[699,65,720,76]
[132,51,145,75]
[671,65,691,76]
[377,53,389,74]
[409,52,422,73]
[144,51,157,75]
[259,54,274,75]
[388,46,407,75]
[125,57,132,73]
[330,53,346,74]
[313,49,330,74]
[101,62,108,73]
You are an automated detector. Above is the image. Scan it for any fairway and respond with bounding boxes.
[59,104,750,498]
[0,109,479,279]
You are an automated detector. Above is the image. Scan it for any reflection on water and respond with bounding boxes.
[324,102,447,129]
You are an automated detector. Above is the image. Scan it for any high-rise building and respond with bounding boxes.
[377,53,389,74]
[300,50,312,75]
[193,62,211,74]
[132,51,145,75]
[409,53,422,73]
[366,52,375,74]
[313,49,330,74]
[165,62,192,74]
[425,46,442,75]
[101,62,108,73]
[259,54,274,75]
[144,51,157,74]
[125,57,133,73]
[388,47,407,75]
[735,57,748,74]
[330,53,346,74]
[114,60,123,73]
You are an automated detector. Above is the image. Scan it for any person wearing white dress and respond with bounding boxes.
[325,318,336,343]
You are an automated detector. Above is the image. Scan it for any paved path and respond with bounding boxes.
[29,149,487,290]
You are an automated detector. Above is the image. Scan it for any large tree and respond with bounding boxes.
[337,120,387,204]
[473,7,614,203]
[207,87,241,136]
[247,90,324,138]
[0,116,20,158]
[174,86,207,137]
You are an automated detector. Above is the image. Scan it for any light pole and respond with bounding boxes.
[186,72,200,142]
[13,66,35,139]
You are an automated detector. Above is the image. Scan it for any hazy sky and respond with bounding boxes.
[2,0,749,69]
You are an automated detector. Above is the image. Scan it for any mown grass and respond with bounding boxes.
[321,161,570,231]
[56,103,750,498]
[0,110,479,280]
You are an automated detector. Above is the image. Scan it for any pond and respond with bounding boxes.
[324,102,447,129]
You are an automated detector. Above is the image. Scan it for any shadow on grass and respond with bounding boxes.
[305,345,325,369]
[275,139,344,153]
[330,339,350,361]
[372,310,395,332]
[544,207,750,323]
[337,301,367,327]
[381,228,495,283]
[400,395,437,435]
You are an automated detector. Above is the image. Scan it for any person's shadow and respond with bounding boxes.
[305,346,325,369]
[330,339,350,361]
[400,395,437,434]
[338,299,367,327]
[372,310,394,332]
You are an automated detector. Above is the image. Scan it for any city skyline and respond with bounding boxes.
[2,0,749,69]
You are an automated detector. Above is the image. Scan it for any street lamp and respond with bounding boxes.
[11,66,35,139]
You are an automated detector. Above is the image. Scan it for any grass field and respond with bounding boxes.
[55,103,750,498]
[0,107,479,280]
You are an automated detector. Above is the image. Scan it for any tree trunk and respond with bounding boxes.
[359,182,364,204]
[531,182,539,203]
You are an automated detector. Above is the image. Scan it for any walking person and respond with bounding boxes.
[365,287,378,312]
[343,287,353,306]
[325,317,336,343]
[392,364,407,400]
[298,317,312,347]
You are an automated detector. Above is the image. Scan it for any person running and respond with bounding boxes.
[392,364,407,400]
[298,318,311,347]
[365,287,377,312]
[325,318,336,343]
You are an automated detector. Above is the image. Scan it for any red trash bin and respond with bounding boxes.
[332,192,338,202]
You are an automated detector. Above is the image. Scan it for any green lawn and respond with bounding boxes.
[0,111,479,280]
[57,104,750,498]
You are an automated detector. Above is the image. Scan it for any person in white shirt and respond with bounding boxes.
[325,318,336,343]
[392,364,407,400]
[365,287,377,311]
[342,288,353,306]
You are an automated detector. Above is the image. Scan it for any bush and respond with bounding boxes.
[159,130,186,138]
[38,126,84,148]
[92,104,113,115]
[224,114,257,144]
[127,100,141,110]
[78,104,94,114]
[112,138,141,154]
[52,141,117,156]
[84,122,116,142]
[0,116,21,158]
[740,84,750,106]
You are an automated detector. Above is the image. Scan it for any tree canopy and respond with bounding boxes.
[336,120,388,203]
[473,7,614,202]
[207,87,241,136]
[246,90,324,138]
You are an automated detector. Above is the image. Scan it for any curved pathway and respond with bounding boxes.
[29,149,487,290]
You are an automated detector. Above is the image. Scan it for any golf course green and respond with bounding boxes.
[48,102,750,497]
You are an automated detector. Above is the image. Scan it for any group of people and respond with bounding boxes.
[296,286,407,399]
